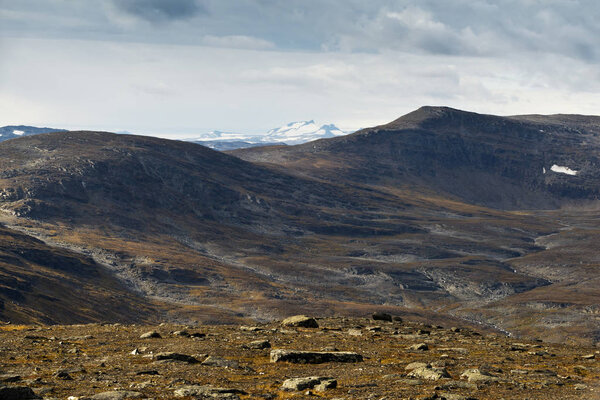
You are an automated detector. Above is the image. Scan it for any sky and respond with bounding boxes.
[1,0,599,138]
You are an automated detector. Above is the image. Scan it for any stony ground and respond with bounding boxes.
[1,316,599,400]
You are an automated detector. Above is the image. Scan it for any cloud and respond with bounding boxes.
[2,1,598,61]
[112,0,205,22]
[201,35,274,50]
[1,1,599,135]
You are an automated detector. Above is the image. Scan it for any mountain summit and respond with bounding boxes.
[233,106,600,210]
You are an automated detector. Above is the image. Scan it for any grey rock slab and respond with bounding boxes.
[439,380,478,390]
[270,349,363,364]
[239,326,262,332]
[200,356,240,369]
[437,347,469,354]
[90,391,144,400]
[438,393,477,400]
[407,366,451,381]
[139,331,161,339]
[405,362,430,371]
[460,369,499,384]
[154,352,198,364]
[408,343,429,351]
[281,315,319,328]
[281,377,336,391]
[173,385,246,399]
[244,340,271,349]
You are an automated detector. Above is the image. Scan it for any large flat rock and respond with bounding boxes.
[270,349,363,364]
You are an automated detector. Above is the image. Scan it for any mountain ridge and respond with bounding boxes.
[232,106,600,210]
[0,107,599,344]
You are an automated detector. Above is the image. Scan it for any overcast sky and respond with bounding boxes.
[1,0,599,138]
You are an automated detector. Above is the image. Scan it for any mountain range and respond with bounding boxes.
[0,106,599,345]
[186,120,351,150]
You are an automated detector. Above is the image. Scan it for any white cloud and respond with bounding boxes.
[0,2,599,135]
[201,35,275,50]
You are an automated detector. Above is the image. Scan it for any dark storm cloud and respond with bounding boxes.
[1,0,599,60]
[113,0,206,22]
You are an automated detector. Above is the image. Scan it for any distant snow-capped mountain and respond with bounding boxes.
[263,120,348,144]
[187,121,351,150]
[0,125,66,142]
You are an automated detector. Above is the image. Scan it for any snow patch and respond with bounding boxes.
[12,130,24,136]
[550,164,578,176]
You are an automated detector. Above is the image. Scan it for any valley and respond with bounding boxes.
[0,107,599,346]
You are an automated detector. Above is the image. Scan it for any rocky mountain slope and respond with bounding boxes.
[0,223,157,324]
[0,109,599,345]
[233,106,600,210]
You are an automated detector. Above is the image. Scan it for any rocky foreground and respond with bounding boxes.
[0,315,598,400]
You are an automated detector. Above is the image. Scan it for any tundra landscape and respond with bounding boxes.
[1,107,600,398]
[2,1,600,399]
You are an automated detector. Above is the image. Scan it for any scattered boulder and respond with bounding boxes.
[408,343,429,351]
[270,349,363,364]
[135,370,159,376]
[347,329,362,336]
[244,340,271,349]
[139,331,161,339]
[405,362,430,371]
[239,326,262,332]
[460,369,499,384]
[281,315,319,328]
[53,370,72,380]
[201,356,240,369]
[439,380,478,390]
[438,347,468,354]
[0,385,41,400]
[90,391,144,400]
[173,385,246,399]
[582,354,595,360]
[437,393,474,400]
[172,330,190,337]
[281,377,337,391]
[407,366,451,381]
[154,352,198,364]
[372,312,392,322]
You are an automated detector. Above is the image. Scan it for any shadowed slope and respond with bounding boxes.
[232,106,600,210]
